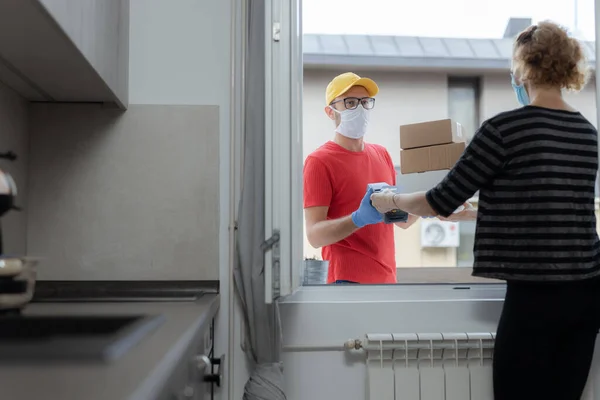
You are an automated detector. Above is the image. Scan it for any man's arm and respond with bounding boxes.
[303,156,360,248]
[305,206,358,248]
[306,205,418,248]
[303,156,383,248]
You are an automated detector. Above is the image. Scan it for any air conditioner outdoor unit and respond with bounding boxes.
[420,219,460,248]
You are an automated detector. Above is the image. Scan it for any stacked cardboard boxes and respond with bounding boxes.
[399,118,466,174]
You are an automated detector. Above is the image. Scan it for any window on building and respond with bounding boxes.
[448,77,480,142]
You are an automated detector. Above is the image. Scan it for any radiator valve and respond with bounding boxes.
[344,339,362,350]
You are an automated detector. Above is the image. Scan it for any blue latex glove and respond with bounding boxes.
[351,187,383,228]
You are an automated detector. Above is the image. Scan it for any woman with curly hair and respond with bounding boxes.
[371,21,598,399]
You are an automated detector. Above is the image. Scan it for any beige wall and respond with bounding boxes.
[481,74,598,125]
[302,68,599,268]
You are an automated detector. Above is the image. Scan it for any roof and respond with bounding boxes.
[303,34,597,72]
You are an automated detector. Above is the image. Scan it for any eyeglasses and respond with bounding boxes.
[330,97,376,110]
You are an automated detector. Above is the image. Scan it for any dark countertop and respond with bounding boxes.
[0,294,220,400]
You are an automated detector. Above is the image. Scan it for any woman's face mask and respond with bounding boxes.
[330,105,371,139]
[511,74,530,106]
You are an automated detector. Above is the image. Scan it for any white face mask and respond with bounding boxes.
[331,106,371,139]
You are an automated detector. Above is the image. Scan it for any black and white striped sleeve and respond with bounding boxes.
[426,122,506,217]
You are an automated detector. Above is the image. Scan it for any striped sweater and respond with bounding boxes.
[426,105,600,281]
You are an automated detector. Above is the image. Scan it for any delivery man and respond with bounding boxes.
[303,72,418,284]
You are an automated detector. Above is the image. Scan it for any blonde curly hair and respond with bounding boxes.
[513,20,590,92]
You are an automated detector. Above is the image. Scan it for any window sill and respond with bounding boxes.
[396,267,499,284]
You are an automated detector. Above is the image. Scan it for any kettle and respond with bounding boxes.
[0,167,39,313]
[0,257,38,313]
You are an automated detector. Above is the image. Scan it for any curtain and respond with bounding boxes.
[234,0,286,398]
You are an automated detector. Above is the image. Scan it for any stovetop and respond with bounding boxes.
[0,314,165,362]
[0,280,219,363]
[32,280,219,302]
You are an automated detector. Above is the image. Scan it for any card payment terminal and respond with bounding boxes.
[368,182,409,224]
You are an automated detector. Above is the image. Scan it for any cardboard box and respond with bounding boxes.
[400,119,465,150]
[400,142,466,174]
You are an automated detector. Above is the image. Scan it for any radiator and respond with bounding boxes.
[362,332,595,400]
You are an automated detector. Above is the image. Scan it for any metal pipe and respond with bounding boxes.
[281,338,361,352]
[282,344,348,352]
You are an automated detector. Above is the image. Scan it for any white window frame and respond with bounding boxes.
[264,0,303,302]
[264,0,600,301]
[596,0,600,132]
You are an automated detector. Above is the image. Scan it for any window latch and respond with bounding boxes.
[272,22,281,42]
[261,231,280,252]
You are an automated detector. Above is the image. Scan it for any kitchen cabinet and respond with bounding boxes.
[160,319,220,400]
[0,0,128,108]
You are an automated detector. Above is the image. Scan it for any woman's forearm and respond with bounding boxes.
[371,191,437,217]
[394,192,437,216]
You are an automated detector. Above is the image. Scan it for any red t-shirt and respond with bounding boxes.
[303,141,397,284]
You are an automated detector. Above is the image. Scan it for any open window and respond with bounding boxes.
[265,0,600,300]
[264,0,304,302]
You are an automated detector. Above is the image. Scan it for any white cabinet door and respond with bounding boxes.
[264,0,303,302]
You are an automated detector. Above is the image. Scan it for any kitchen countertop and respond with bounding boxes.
[0,294,220,400]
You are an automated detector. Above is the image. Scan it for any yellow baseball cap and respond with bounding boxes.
[325,72,379,105]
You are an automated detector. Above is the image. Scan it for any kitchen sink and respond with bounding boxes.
[0,314,165,362]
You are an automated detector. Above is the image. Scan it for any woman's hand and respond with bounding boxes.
[438,202,477,222]
[370,189,398,214]
[371,190,437,217]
